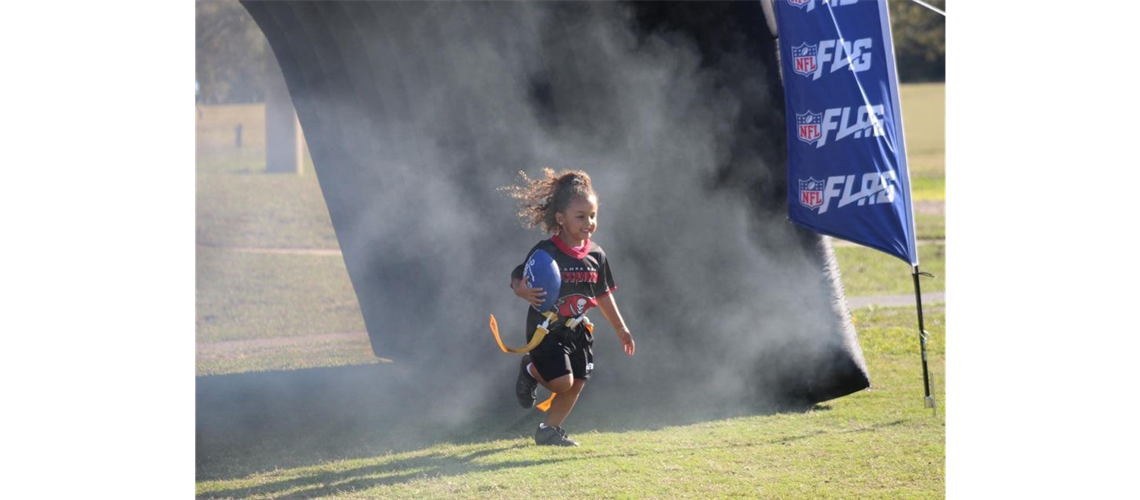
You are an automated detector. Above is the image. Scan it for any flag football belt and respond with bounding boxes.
[488,311,594,354]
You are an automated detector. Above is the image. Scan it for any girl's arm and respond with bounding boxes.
[511,277,546,308]
[596,293,635,356]
[510,262,546,307]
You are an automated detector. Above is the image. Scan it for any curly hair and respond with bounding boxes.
[500,168,596,233]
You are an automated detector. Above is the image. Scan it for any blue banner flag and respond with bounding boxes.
[774,0,918,265]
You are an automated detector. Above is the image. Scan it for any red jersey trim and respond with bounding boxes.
[596,285,618,298]
[551,236,590,260]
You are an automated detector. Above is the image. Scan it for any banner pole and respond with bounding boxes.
[912,265,936,415]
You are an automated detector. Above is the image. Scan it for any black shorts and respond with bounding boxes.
[528,324,594,382]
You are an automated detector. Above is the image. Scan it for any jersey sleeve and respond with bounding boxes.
[597,248,617,298]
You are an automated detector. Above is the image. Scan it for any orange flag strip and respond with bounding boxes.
[536,393,556,412]
[487,313,556,354]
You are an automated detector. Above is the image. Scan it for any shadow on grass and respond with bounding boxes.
[197,362,855,490]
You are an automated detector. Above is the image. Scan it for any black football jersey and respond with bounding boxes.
[511,237,617,336]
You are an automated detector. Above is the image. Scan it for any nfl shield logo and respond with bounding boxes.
[791,43,819,77]
[796,111,823,145]
[787,0,812,9]
[799,178,826,211]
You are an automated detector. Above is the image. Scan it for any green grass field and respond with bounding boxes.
[899,83,945,202]
[196,305,945,499]
[834,243,945,297]
[914,212,944,240]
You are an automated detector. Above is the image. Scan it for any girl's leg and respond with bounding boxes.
[528,364,574,393]
[543,379,586,427]
[527,366,585,426]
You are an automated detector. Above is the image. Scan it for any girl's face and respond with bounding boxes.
[556,194,598,246]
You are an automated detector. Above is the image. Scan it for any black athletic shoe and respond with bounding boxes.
[515,355,538,408]
[535,425,579,447]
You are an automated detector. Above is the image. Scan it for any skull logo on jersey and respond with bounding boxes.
[557,294,595,318]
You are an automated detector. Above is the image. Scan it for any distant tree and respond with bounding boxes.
[890,0,945,82]
[195,0,274,104]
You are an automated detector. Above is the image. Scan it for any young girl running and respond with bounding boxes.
[502,169,636,447]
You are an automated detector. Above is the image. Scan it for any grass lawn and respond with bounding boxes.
[833,243,945,297]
